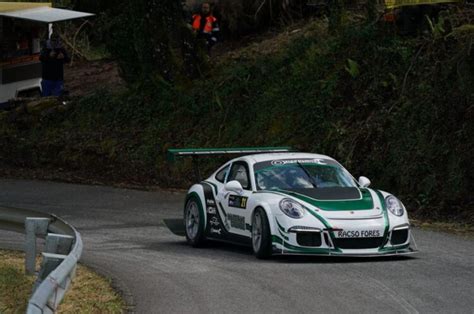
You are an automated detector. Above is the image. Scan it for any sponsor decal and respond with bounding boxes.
[210,228,222,235]
[218,203,231,230]
[228,195,248,209]
[271,159,327,166]
[219,203,227,216]
[206,199,215,206]
[337,230,381,238]
[227,213,246,230]
[207,206,217,214]
[210,217,220,227]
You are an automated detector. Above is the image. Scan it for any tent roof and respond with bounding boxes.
[0,4,93,23]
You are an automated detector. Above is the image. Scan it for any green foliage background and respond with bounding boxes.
[0,16,473,221]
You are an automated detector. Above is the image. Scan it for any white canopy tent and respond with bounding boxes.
[0,3,94,39]
[0,6,93,23]
[0,3,94,103]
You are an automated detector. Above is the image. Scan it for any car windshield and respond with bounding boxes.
[254,161,356,191]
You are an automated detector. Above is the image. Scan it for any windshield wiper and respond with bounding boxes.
[296,162,318,188]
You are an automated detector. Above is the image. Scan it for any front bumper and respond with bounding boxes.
[273,247,418,257]
[272,218,418,257]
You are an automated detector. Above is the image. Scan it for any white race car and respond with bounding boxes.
[168,148,417,259]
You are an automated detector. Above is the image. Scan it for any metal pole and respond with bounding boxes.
[25,218,50,275]
[48,23,53,38]
[192,156,201,182]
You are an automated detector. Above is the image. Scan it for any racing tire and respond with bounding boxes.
[184,196,206,247]
[252,207,272,259]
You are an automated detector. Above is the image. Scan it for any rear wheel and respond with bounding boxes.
[252,208,272,259]
[184,196,206,247]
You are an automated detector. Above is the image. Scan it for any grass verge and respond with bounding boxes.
[0,250,125,313]
[411,219,474,238]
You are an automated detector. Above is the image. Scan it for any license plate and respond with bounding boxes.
[336,229,382,238]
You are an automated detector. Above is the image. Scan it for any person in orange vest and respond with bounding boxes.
[191,2,220,50]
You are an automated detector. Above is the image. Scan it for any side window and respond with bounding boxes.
[215,165,230,183]
[227,162,251,190]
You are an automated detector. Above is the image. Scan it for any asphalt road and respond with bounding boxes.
[0,179,473,314]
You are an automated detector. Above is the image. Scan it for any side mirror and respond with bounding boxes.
[358,176,371,188]
[224,180,244,194]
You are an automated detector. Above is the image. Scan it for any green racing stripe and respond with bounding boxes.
[275,217,287,233]
[257,190,342,252]
[379,243,410,252]
[276,189,374,211]
[278,229,289,241]
[275,218,289,241]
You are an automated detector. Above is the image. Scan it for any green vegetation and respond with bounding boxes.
[0,8,473,223]
[0,250,124,313]
[0,252,34,312]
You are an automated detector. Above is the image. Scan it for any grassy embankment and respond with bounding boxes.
[0,17,472,223]
[0,250,124,313]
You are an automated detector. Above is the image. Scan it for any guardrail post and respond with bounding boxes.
[25,218,50,275]
[33,252,67,292]
[38,253,67,280]
[1,207,83,313]
[44,233,74,255]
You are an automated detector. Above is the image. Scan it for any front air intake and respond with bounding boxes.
[296,232,322,247]
[391,229,409,245]
[333,237,385,249]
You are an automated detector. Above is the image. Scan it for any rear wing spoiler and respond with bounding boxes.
[167,147,295,181]
[167,147,294,162]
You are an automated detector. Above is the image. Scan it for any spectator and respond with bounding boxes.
[39,33,70,97]
[191,2,220,50]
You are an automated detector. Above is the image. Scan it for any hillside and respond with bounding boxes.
[0,15,473,223]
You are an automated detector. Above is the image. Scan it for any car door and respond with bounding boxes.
[217,161,253,237]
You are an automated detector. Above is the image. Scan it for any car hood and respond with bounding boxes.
[275,187,382,215]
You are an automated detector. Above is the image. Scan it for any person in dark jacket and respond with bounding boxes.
[39,33,70,97]
[191,2,220,50]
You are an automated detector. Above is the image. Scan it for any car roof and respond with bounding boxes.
[231,152,336,165]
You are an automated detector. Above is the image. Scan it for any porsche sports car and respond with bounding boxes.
[168,147,417,259]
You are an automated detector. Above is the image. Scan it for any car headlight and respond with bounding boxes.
[279,199,306,219]
[385,195,404,216]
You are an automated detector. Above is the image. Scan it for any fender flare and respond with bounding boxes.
[250,202,277,236]
[185,184,208,231]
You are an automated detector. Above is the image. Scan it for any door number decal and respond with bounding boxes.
[228,195,248,209]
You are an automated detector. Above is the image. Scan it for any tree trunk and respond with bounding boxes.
[329,0,343,33]
[106,0,200,83]
[366,0,378,23]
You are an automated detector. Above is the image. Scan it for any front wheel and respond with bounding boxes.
[184,196,206,247]
[252,208,272,259]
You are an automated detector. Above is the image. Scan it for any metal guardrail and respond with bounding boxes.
[0,206,83,313]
